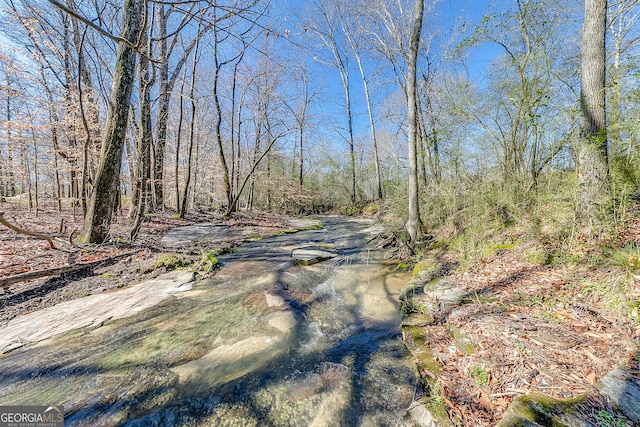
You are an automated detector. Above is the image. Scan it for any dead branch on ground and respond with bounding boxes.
[0,212,55,249]
[0,250,139,289]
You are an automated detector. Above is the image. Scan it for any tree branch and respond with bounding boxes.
[0,212,55,249]
[47,0,144,50]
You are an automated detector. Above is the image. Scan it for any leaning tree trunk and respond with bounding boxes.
[78,0,144,243]
[577,0,610,226]
[406,0,425,251]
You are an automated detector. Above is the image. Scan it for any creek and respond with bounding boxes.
[0,217,419,426]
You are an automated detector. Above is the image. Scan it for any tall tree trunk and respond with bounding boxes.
[608,13,623,160]
[30,126,40,214]
[179,30,200,219]
[124,133,135,198]
[417,113,429,188]
[353,48,383,200]
[406,0,424,250]
[61,13,80,207]
[191,128,201,209]
[212,18,233,214]
[66,0,101,167]
[153,4,168,211]
[298,124,304,188]
[4,76,15,197]
[174,77,186,211]
[130,24,154,240]
[78,0,144,243]
[21,144,32,211]
[342,74,357,205]
[577,0,610,226]
[424,84,441,184]
[152,4,204,211]
[77,47,93,216]
[229,44,246,210]
[41,66,64,211]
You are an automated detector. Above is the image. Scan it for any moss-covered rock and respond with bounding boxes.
[400,324,451,426]
[153,254,191,271]
[413,259,440,280]
[445,322,476,355]
[404,397,453,427]
[497,393,590,427]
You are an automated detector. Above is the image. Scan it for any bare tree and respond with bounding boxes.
[341,8,383,200]
[179,25,201,219]
[308,0,357,204]
[152,2,204,211]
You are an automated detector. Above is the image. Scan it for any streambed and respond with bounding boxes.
[0,217,422,426]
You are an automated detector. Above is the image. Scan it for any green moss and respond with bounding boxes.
[93,301,255,370]
[469,365,489,386]
[154,254,191,271]
[412,259,439,278]
[524,246,553,265]
[401,326,442,375]
[201,250,220,272]
[414,396,453,426]
[362,203,379,215]
[497,393,586,427]
[482,241,517,257]
[306,221,324,230]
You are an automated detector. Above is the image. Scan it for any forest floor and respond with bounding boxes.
[412,215,640,425]
[0,203,639,425]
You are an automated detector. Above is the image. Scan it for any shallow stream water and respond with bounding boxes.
[0,217,417,426]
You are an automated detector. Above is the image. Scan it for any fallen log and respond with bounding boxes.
[0,250,139,288]
[0,212,55,249]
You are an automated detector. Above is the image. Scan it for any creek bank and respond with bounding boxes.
[399,259,640,426]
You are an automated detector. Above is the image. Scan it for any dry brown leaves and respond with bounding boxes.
[424,238,640,425]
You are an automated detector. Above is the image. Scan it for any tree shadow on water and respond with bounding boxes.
[0,219,417,426]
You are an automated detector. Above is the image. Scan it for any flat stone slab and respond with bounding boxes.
[287,218,323,230]
[161,218,324,247]
[292,249,337,265]
[161,224,231,246]
[598,368,640,423]
[0,270,195,353]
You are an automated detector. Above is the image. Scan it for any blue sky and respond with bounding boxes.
[271,0,504,147]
